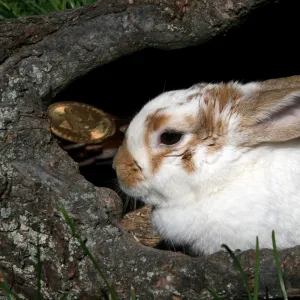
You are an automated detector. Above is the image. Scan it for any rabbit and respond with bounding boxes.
[113,80,300,255]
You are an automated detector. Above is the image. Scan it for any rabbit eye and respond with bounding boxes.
[160,131,183,146]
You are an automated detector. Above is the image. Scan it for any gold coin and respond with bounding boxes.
[47,101,116,144]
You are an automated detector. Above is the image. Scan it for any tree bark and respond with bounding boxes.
[2,0,300,299]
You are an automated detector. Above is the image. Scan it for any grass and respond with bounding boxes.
[0,207,289,299]
[205,285,222,300]
[0,0,97,20]
[254,236,260,300]
[130,286,137,300]
[211,236,261,300]
[0,272,20,300]
[221,244,252,300]
[208,232,287,300]
[272,231,288,300]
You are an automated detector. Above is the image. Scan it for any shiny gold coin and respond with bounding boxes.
[47,101,116,144]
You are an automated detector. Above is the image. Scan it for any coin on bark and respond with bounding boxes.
[47,102,116,144]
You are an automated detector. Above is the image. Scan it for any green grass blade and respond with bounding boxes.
[62,0,68,10]
[0,0,12,11]
[35,237,42,300]
[0,283,20,300]
[131,286,136,300]
[1,271,11,300]
[272,230,288,300]
[23,1,48,15]
[68,0,76,9]
[49,0,61,11]
[0,0,18,19]
[205,286,222,300]
[253,236,260,300]
[59,205,119,300]
[0,0,98,20]
[221,244,252,300]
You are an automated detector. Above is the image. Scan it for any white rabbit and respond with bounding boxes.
[113,81,300,255]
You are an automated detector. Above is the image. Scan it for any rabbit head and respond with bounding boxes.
[114,82,300,204]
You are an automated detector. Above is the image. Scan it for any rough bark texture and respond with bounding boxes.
[1,0,300,299]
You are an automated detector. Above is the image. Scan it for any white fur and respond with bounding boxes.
[118,82,300,255]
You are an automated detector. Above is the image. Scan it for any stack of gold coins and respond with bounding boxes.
[47,101,116,144]
[47,101,128,166]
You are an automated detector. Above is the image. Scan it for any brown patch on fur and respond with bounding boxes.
[206,139,223,155]
[198,83,243,141]
[113,139,143,188]
[206,84,242,112]
[145,110,173,174]
[181,149,195,173]
[180,135,201,173]
[184,115,197,130]
[151,149,173,174]
[145,110,170,132]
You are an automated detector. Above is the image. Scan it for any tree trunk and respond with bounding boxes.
[1,0,300,299]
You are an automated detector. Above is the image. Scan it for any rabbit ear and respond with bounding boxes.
[237,87,300,146]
